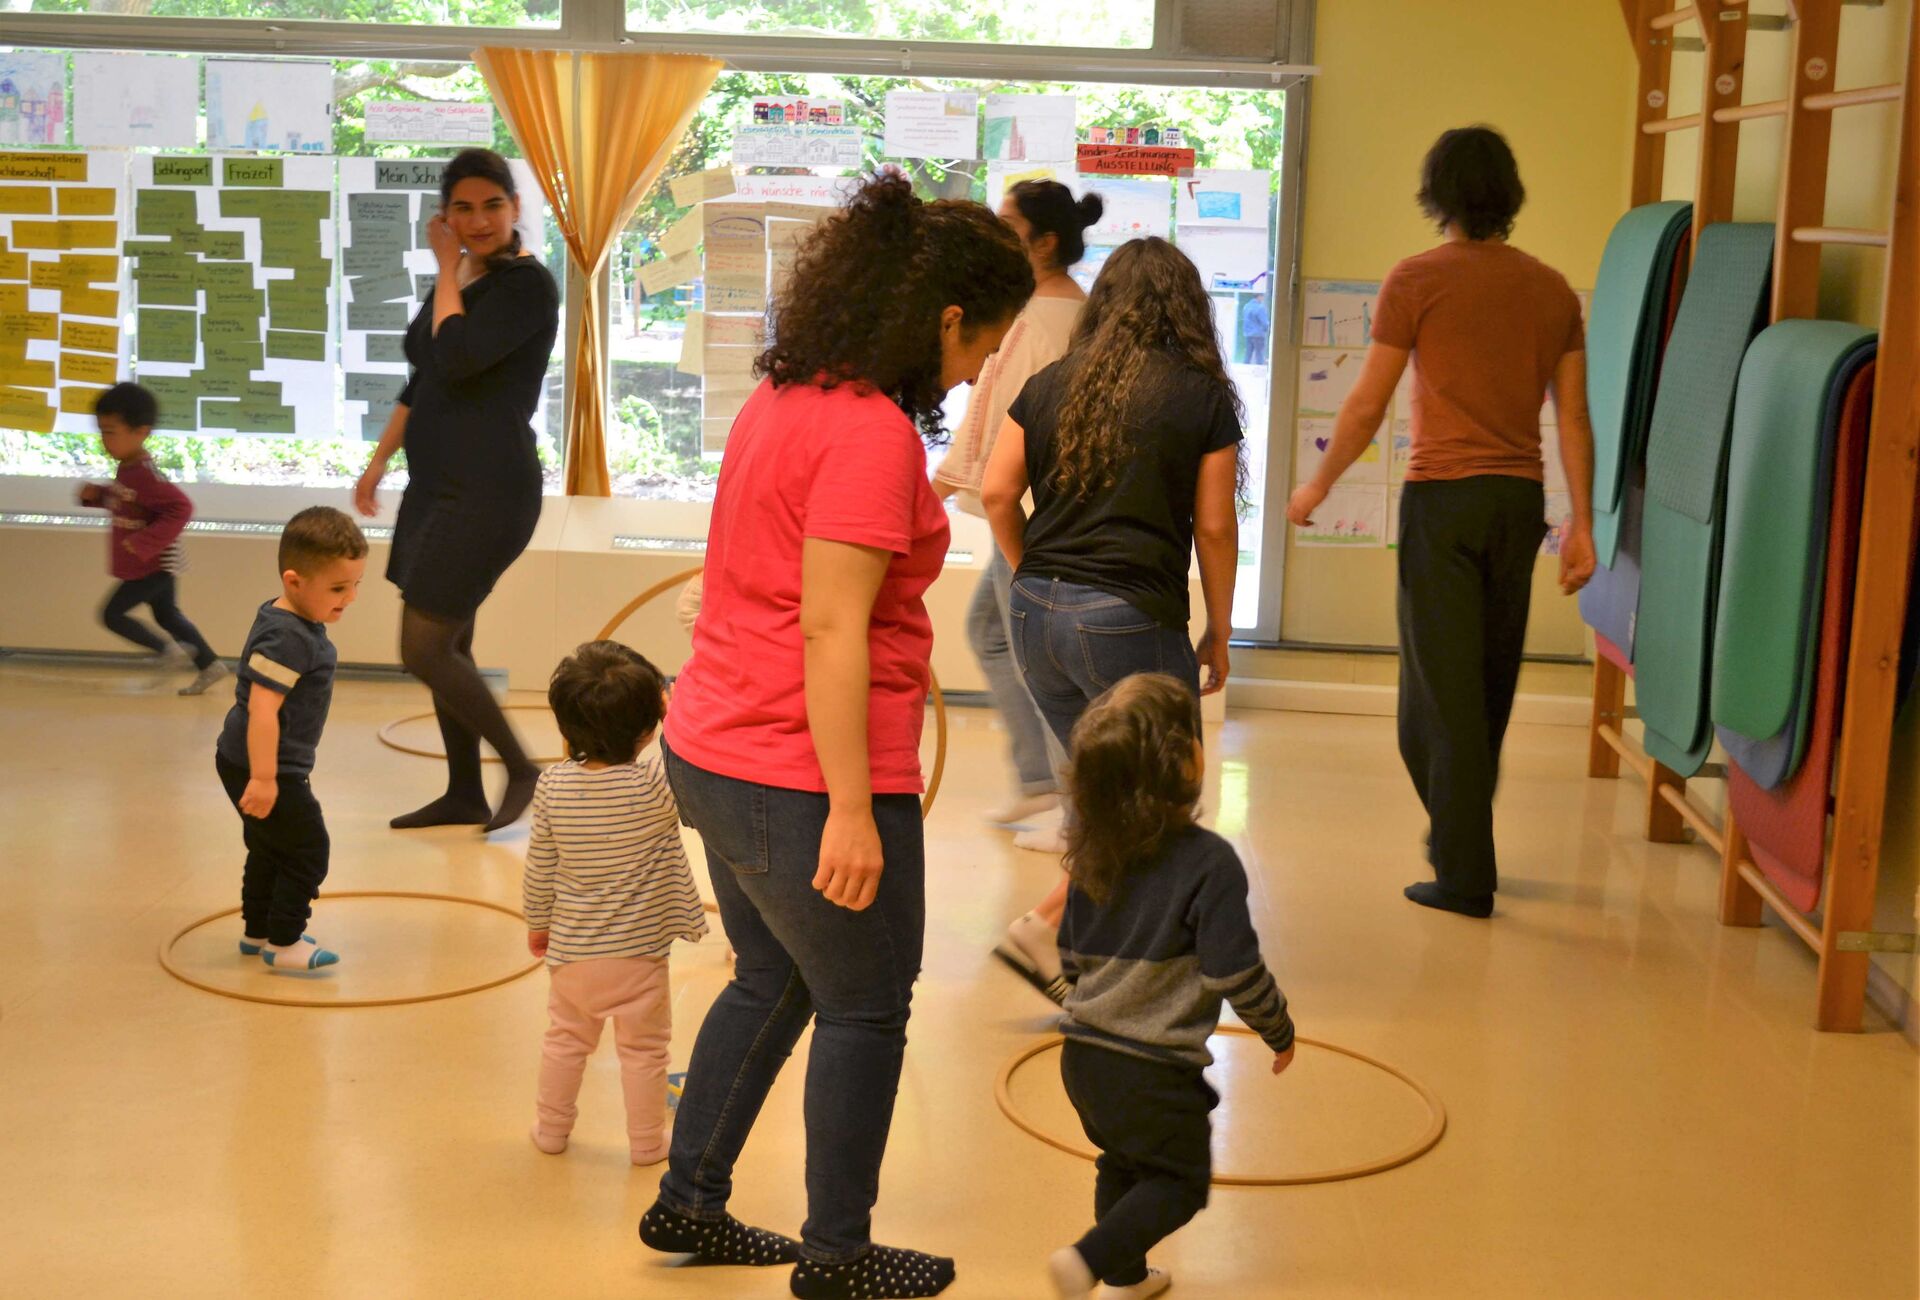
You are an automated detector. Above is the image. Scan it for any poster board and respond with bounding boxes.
[336,156,544,442]
[0,150,127,434]
[127,154,336,437]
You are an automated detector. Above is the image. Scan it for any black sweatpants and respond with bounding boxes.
[216,753,329,947]
[1060,1039,1216,1287]
[102,573,218,670]
[1396,476,1546,901]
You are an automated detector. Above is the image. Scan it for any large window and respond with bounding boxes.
[22,0,559,26]
[626,0,1155,48]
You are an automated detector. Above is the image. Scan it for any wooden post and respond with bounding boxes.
[1646,760,1689,843]
[1718,805,1764,926]
[1816,11,1920,1032]
[1773,0,1846,321]
[1630,0,1678,205]
[1589,658,1628,778]
[1692,2,1749,237]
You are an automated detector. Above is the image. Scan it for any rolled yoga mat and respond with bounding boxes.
[1631,222,1776,775]
[1580,202,1694,655]
[1725,362,1876,913]
[1713,323,1878,789]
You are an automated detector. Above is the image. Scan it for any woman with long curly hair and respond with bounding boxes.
[981,237,1243,1004]
[638,172,1032,1300]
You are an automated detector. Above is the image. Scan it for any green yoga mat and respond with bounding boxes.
[1634,222,1776,775]
[1713,322,1876,750]
[1587,201,1694,564]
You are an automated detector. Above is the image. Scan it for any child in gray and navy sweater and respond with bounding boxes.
[1046,673,1297,1300]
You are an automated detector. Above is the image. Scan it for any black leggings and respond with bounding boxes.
[101,574,217,670]
[398,604,535,805]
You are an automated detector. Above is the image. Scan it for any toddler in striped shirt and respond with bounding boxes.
[526,640,708,1165]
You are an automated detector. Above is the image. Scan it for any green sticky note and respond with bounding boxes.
[153,157,214,186]
[414,273,438,300]
[200,262,255,289]
[199,232,246,261]
[122,239,176,257]
[205,339,264,371]
[137,308,198,364]
[416,206,436,249]
[140,282,199,308]
[362,411,392,441]
[343,244,403,278]
[194,370,247,398]
[365,333,407,364]
[349,193,411,224]
[223,158,285,188]
[267,285,329,332]
[206,287,265,316]
[351,271,414,304]
[135,190,199,238]
[265,330,326,362]
[348,300,409,332]
[346,371,404,404]
[200,313,255,342]
[241,380,284,404]
[239,406,297,435]
[135,375,199,430]
[350,222,410,256]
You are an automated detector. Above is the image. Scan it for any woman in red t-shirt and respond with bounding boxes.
[640,173,1033,1298]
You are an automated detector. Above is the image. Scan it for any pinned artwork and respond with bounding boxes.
[72,53,198,149]
[1297,348,1363,416]
[1175,169,1271,229]
[882,92,980,160]
[982,95,1076,164]
[0,150,127,433]
[0,52,69,146]
[1294,484,1388,548]
[1296,417,1385,486]
[1301,280,1380,348]
[206,60,333,153]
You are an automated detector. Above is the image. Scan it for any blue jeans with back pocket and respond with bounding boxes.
[655,737,926,1264]
[1007,574,1200,749]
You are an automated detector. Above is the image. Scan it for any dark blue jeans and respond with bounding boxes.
[657,738,926,1264]
[1007,575,1200,749]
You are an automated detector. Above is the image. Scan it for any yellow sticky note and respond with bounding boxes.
[669,167,738,207]
[0,284,24,314]
[0,388,56,432]
[0,252,25,281]
[0,187,54,216]
[61,220,118,250]
[57,188,116,216]
[61,286,119,319]
[60,319,120,355]
[59,254,118,286]
[0,357,56,389]
[0,312,56,342]
[12,220,63,250]
[60,351,118,386]
[29,259,63,290]
[677,310,705,376]
[60,384,108,415]
[0,152,87,183]
[640,249,701,296]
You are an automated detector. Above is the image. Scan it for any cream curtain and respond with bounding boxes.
[473,48,722,496]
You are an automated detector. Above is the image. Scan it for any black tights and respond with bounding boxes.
[398,605,536,810]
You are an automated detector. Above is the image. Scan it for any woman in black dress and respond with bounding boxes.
[354,148,559,833]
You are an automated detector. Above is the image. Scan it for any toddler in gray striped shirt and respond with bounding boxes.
[526,641,708,1165]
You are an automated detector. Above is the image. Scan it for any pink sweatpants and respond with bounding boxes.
[535,956,672,1161]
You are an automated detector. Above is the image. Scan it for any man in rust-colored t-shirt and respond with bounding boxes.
[1372,240,1585,482]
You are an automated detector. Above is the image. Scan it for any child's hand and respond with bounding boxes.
[239,777,279,818]
[527,930,549,957]
[77,483,104,507]
[1271,1045,1296,1077]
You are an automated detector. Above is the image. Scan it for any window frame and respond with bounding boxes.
[0,0,1315,639]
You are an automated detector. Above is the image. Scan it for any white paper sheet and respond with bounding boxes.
[670,167,737,207]
[73,53,198,148]
[1175,169,1271,229]
[731,125,862,169]
[1177,226,1270,294]
[1295,416,1386,486]
[206,60,333,152]
[1542,492,1574,557]
[983,94,1077,163]
[1294,484,1387,548]
[1297,347,1364,416]
[0,52,69,146]
[1301,280,1381,348]
[883,92,979,160]
[365,100,494,145]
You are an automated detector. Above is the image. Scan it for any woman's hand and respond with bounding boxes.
[813,804,885,912]
[1286,482,1328,528]
[1558,520,1597,595]
[353,457,387,519]
[1196,626,1230,696]
[426,213,463,270]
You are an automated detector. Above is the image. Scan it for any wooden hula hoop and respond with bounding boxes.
[995,1028,1448,1187]
[594,564,949,819]
[377,703,565,764]
[158,891,542,1009]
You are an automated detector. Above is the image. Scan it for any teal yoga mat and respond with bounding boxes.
[1713,323,1877,781]
[1586,201,1694,564]
[1634,222,1775,775]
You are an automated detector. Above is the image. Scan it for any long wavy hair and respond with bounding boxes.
[1063,674,1204,906]
[1049,236,1244,498]
[759,171,1034,442]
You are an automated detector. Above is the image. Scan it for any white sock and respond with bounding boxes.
[1095,1268,1172,1300]
[1049,1246,1097,1298]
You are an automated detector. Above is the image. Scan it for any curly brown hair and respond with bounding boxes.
[1051,236,1245,499]
[1063,674,1204,906]
[547,640,667,766]
[758,171,1035,442]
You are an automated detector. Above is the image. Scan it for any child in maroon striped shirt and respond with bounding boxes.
[77,383,228,696]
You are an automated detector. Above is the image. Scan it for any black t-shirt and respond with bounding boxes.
[1009,352,1243,629]
[217,601,338,777]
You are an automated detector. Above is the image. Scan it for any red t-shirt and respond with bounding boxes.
[666,378,950,795]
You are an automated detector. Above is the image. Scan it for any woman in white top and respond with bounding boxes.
[933,179,1103,996]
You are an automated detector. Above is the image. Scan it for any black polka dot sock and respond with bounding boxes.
[789,1244,956,1299]
[637,1200,801,1266]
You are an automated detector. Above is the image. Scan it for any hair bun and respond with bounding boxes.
[847,170,920,241]
[1075,193,1106,228]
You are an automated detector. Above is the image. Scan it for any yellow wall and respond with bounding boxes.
[1275,0,1637,650]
